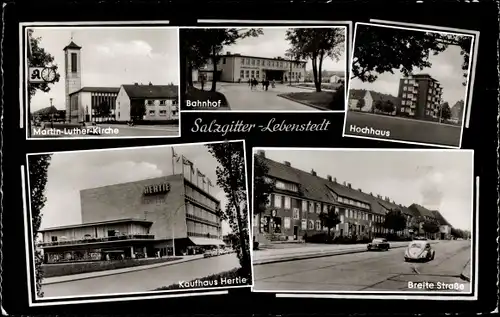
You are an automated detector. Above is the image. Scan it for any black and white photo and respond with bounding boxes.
[24,141,252,305]
[343,23,476,148]
[181,26,347,112]
[252,148,475,296]
[23,24,181,139]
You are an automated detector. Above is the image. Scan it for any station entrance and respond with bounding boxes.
[263,69,285,82]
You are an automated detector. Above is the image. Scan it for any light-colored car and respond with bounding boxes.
[367,238,390,251]
[404,240,435,262]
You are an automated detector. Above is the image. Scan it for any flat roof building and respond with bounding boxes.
[194,53,307,83]
[396,74,443,120]
[39,173,225,263]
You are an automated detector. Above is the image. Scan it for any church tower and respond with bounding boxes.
[63,40,82,122]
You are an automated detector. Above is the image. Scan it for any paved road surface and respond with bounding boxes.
[201,82,320,111]
[254,240,471,292]
[42,254,240,298]
[344,111,462,147]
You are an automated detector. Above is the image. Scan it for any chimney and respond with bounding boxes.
[348,183,352,189]
[343,181,346,186]
[327,175,332,182]
[284,161,291,167]
[311,169,317,176]
[377,194,381,199]
[370,192,373,196]
[226,51,231,55]
[385,196,390,202]
[358,188,362,192]
[257,150,266,158]
[149,81,153,86]
[134,82,139,86]
[333,177,337,183]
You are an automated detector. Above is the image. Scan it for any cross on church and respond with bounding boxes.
[70,31,74,41]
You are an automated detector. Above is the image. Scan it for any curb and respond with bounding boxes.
[460,260,471,282]
[42,256,203,285]
[253,244,409,266]
[277,93,332,111]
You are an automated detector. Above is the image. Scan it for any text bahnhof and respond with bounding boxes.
[38,174,226,263]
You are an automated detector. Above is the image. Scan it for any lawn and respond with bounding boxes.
[183,86,230,110]
[154,267,250,291]
[279,91,344,111]
[42,257,183,278]
[296,82,343,90]
[344,111,462,147]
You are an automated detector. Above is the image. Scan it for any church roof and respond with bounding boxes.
[63,41,82,51]
[122,84,178,99]
[69,87,120,95]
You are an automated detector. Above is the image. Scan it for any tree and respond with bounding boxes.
[356,98,365,111]
[329,84,345,110]
[439,102,452,122]
[319,207,341,239]
[374,100,384,112]
[27,30,61,101]
[383,210,407,235]
[28,154,52,298]
[422,220,440,236]
[253,155,275,232]
[206,142,251,277]
[285,28,345,92]
[181,29,214,88]
[130,100,146,121]
[351,25,472,86]
[183,28,263,91]
[383,100,395,114]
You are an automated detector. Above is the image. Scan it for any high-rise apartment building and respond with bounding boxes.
[396,74,443,120]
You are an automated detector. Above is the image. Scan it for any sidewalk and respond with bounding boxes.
[253,241,418,265]
[460,259,471,282]
[42,255,204,285]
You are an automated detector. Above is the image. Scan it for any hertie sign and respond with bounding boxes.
[143,183,170,196]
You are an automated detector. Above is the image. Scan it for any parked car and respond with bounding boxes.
[404,240,435,262]
[367,238,390,251]
[204,250,213,258]
[413,236,428,241]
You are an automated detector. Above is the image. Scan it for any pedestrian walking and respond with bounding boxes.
[200,76,205,91]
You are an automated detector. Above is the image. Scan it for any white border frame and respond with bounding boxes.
[180,21,351,114]
[23,140,253,306]
[20,21,182,140]
[250,147,477,300]
[342,22,477,149]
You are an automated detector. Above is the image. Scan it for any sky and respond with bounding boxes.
[259,149,474,231]
[222,27,346,73]
[29,27,180,112]
[33,142,252,235]
[349,29,473,106]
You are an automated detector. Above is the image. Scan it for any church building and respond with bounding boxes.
[63,40,179,123]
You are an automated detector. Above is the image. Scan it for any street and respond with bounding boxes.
[30,123,179,138]
[253,240,471,292]
[41,253,240,298]
[195,82,320,111]
[344,111,462,147]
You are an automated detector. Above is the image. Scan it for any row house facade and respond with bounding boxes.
[254,152,390,243]
[254,151,454,244]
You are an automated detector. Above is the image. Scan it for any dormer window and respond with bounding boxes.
[275,180,298,192]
